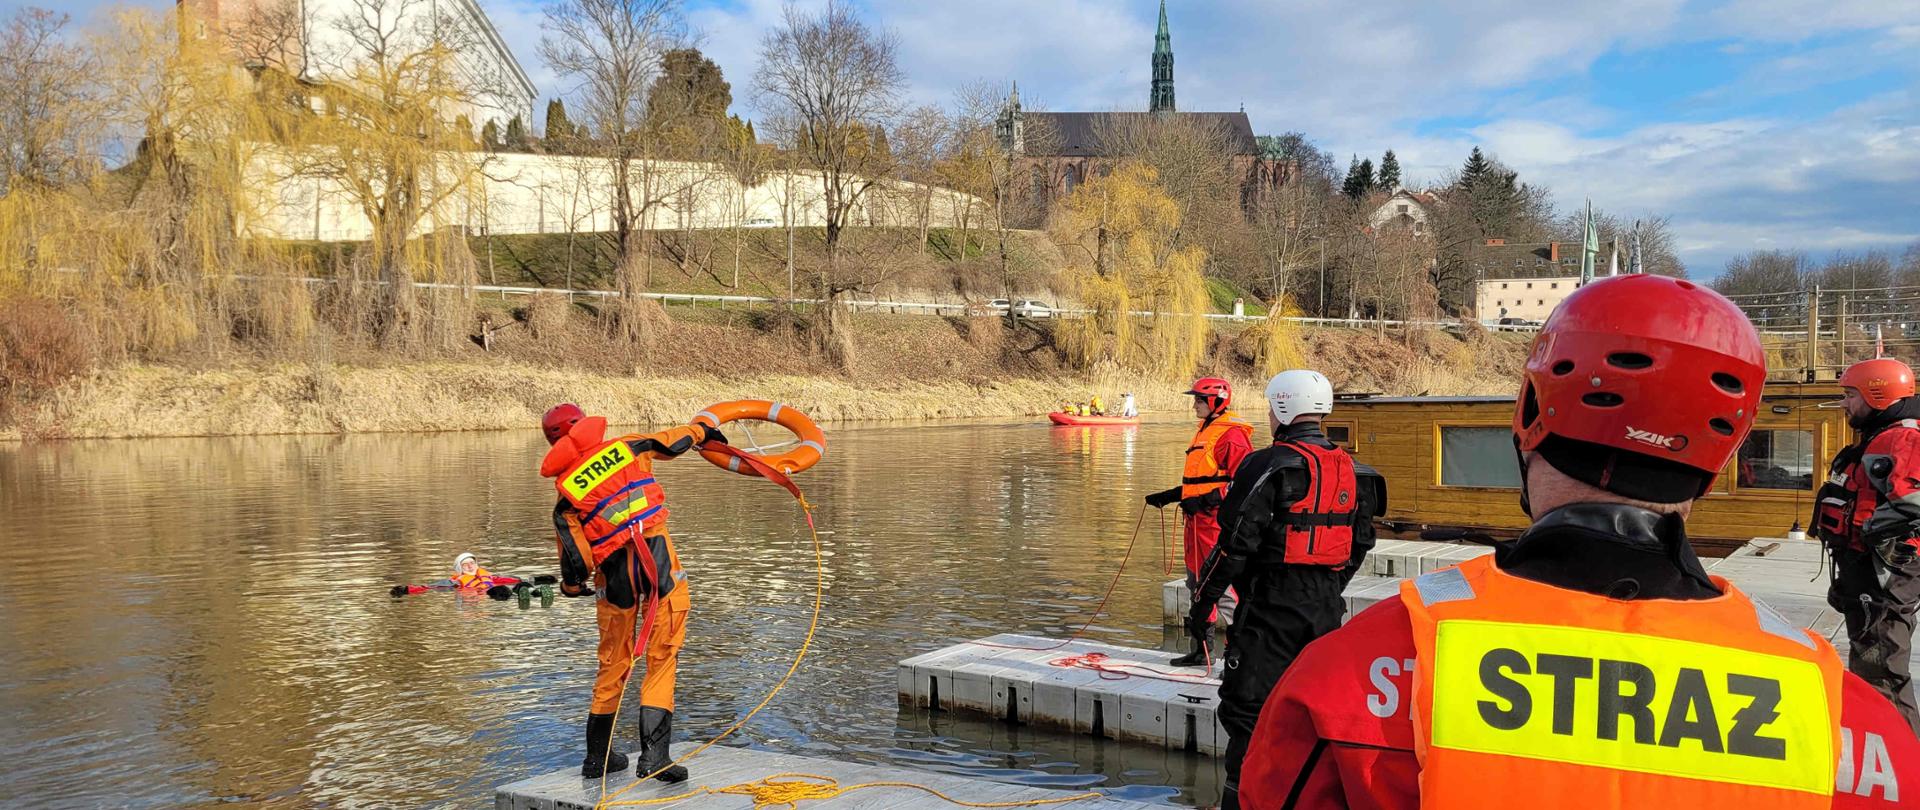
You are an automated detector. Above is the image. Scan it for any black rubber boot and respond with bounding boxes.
[1170,627,1212,667]
[637,707,690,783]
[580,712,629,778]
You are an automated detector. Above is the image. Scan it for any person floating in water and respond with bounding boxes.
[389,552,551,597]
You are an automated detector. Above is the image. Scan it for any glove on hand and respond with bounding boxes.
[1179,490,1222,514]
[1144,488,1180,509]
[698,423,728,447]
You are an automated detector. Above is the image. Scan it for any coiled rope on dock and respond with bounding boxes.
[591,443,1106,810]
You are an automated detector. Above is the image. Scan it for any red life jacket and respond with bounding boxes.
[1815,419,1920,552]
[1278,439,1359,567]
[543,417,669,567]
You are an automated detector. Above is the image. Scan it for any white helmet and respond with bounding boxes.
[1265,370,1333,426]
[453,552,477,571]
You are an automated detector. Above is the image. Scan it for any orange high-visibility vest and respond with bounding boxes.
[1401,555,1843,809]
[1179,413,1253,500]
[546,418,670,567]
[452,567,495,589]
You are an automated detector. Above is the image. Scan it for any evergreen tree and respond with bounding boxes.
[504,115,528,151]
[544,98,575,145]
[1461,146,1492,187]
[1342,155,1365,198]
[1378,149,1401,191]
[1357,158,1375,194]
[481,119,502,152]
[647,48,732,158]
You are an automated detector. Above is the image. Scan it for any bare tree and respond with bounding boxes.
[219,0,307,75]
[890,104,947,253]
[754,0,904,368]
[0,8,96,196]
[540,0,685,341]
[297,0,501,348]
[949,79,1055,322]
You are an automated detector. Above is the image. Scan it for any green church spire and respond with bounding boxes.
[1150,0,1175,112]
[1154,0,1171,54]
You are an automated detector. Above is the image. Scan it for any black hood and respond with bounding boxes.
[1495,503,1721,600]
[1853,394,1920,434]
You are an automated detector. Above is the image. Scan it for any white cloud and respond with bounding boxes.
[473,0,1919,272]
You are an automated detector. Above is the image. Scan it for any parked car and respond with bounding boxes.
[745,217,779,228]
[988,299,1054,318]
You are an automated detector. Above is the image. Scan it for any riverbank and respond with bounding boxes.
[2,307,1530,440]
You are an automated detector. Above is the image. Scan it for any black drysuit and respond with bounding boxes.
[1191,421,1385,806]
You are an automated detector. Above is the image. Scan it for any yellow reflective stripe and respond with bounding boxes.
[562,443,637,501]
[608,493,651,524]
[1430,619,1833,795]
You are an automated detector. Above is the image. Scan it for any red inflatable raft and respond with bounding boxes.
[1047,412,1140,426]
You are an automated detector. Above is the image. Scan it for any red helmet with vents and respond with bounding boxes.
[1840,357,1915,411]
[1513,274,1765,485]
[542,403,586,445]
[1187,377,1232,416]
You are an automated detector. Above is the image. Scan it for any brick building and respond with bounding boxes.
[995,1,1287,220]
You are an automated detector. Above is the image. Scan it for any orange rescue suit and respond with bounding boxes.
[543,416,700,714]
[1402,555,1844,809]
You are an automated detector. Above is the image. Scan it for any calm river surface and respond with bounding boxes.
[0,418,1232,808]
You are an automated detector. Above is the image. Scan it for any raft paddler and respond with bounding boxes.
[540,403,726,781]
[1145,377,1254,666]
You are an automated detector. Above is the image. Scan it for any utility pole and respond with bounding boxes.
[1318,236,1327,318]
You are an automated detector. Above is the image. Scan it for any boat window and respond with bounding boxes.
[1322,420,1355,449]
[1737,429,1815,491]
[1439,426,1522,488]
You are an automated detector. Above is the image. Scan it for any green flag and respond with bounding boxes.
[1579,199,1598,284]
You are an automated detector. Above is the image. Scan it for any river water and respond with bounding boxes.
[0,418,1230,808]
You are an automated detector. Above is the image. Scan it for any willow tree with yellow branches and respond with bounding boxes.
[0,4,318,357]
[292,0,499,350]
[1051,161,1211,380]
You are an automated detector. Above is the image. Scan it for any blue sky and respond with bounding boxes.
[11,0,1919,275]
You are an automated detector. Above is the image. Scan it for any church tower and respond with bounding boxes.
[996,82,1025,154]
[1150,0,1175,113]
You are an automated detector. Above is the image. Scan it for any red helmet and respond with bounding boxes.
[1840,358,1915,410]
[542,403,585,444]
[1514,275,1764,499]
[1187,377,1232,416]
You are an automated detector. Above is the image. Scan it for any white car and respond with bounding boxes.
[986,299,1053,318]
[1012,299,1053,318]
[744,217,778,228]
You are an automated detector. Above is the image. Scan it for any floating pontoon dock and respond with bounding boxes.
[496,745,1157,809]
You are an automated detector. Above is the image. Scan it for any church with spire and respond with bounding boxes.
[996,0,1286,221]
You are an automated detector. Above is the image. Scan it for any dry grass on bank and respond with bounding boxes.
[3,297,1533,440]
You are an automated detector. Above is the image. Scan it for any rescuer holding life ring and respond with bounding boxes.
[1237,275,1920,809]
[1188,368,1385,808]
[539,403,726,781]
[1819,357,1920,735]
[1144,377,1254,666]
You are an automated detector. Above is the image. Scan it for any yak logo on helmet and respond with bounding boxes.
[1625,426,1688,452]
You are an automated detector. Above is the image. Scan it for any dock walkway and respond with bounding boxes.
[496,745,1157,809]
[913,538,1897,756]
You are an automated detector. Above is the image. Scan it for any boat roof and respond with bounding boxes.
[1339,395,1515,405]
[1338,380,1838,407]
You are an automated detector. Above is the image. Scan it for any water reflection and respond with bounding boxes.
[0,417,1222,807]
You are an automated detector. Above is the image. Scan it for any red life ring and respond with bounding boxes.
[691,400,826,476]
